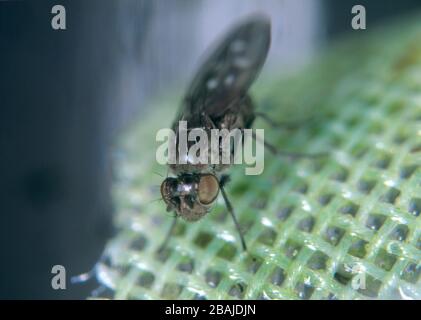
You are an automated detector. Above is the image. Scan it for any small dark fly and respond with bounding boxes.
[159,14,319,252]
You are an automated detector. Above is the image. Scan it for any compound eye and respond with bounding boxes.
[161,179,170,200]
[198,174,219,205]
[161,178,177,206]
[160,180,168,200]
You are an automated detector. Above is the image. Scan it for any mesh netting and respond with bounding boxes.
[99,15,421,299]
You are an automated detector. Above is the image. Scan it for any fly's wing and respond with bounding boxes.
[176,14,271,124]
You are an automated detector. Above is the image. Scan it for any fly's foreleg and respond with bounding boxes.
[200,112,217,129]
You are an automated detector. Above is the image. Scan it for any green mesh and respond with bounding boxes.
[101,15,421,300]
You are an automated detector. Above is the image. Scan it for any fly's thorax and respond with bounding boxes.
[160,173,220,222]
[169,100,254,174]
[169,161,231,176]
[169,127,234,175]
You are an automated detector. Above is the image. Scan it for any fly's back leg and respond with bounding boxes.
[219,175,248,251]
[255,111,314,131]
[157,216,178,253]
[252,131,327,159]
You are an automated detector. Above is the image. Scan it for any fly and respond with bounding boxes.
[159,14,321,252]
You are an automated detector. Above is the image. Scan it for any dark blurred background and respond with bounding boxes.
[0,0,420,299]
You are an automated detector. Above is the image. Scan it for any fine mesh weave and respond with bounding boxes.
[99,15,421,300]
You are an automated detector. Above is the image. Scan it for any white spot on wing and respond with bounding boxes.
[230,39,246,53]
[224,74,235,86]
[206,78,218,90]
[233,56,251,68]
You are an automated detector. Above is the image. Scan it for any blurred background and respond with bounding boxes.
[0,0,420,299]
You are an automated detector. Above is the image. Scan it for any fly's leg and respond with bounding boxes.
[255,111,313,131]
[252,131,327,159]
[201,112,217,129]
[219,175,247,251]
[157,216,178,253]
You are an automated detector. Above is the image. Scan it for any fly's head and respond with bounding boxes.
[160,173,220,222]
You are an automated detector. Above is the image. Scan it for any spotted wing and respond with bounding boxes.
[179,14,271,122]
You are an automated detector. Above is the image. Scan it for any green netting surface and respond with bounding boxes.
[101,15,421,300]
